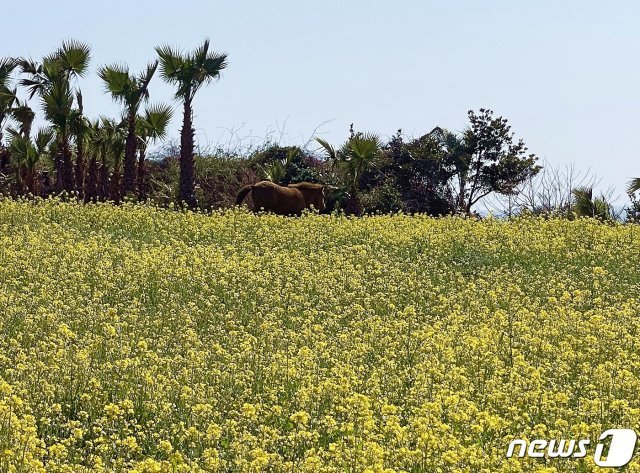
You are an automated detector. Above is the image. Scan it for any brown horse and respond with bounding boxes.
[235,181,326,215]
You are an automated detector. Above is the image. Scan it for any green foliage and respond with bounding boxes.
[145,152,259,209]
[457,109,541,213]
[0,58,19,142]
[359,178,403,214]
[8,128,54,193]
[251,145,321,185]
[0,43,582,216]
[572,187,614,221]
[626,192,640,222]
[628,177,640,195]
[0,57,17,90]
[50,39,91,78]
[155,39,228,101]
[18,40,91,193]
[317,127,383,215]
[88,117,126,168]
[137,104,173,144]
[318,130,382,189]
[379,129,457,215]
[316,114,539,216]
[99,63,156,107]
[155,38,228,207]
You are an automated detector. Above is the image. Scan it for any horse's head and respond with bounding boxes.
[288,182,326,212]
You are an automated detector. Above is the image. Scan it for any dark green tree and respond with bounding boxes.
[457,109,540,213]
[381,129,457,215]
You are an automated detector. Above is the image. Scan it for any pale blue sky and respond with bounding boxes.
[3,0,639,200]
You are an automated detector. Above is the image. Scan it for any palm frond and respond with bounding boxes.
[155,45,184,81]
[17,58,40,75]
[9,134,34,162]
[193,39,210,66]
[139,103,173,142]
[34,127,54,154]
[627,177,640,195]
[135,61,158,104]
[261,160,287,184]
[0,87,17,111]
[19,77,46,100]
[572,186,612,220]
[316,138,337,161]
[98,64,132,100]
[0,57,17,89]
[156,41,227,99]
[572,187,594,217]
[40,77,74,129]
[55,39,91,77]
[5,126,21,141]
[9,102,35,137]
[200,52,228,81]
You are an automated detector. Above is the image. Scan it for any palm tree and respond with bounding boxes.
[41,75,80,192]
[98,62,157,198]
[19,40,90,193]
[628,178,640,195]
[0,58,18,134]
[572,187,613,220]
[135,103,173,200]
[8,128,54,195]
[8,101,35,138]
[0,58,18,171]
[101,117,126,202]
[155,39,228,207]
[317,131,382,215]
[260,148,298,184]
[71,91,90,196]
[85,117,125,202]
[84,119,102,203]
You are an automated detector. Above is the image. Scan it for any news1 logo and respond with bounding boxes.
[506,429,637,467]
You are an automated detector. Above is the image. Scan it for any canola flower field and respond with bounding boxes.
[0,199,640,472]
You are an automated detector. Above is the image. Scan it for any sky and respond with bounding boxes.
[3,0,640,203]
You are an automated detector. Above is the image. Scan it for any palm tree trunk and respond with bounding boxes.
[54,144,63,193]
[110,161,121,203]
[75,137,84,197]
[26,169,38,196]
[99,157,110,201]
[85,155,98,203]
[136,147,146,200]
[458,176,466,211]
[0,146,10,174]
[179,98,196,208]
[59,137,75,193]
[122,112,137,197]
[18,169,27,195]
[345,188,362,216]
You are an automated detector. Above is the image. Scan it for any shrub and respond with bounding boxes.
[250,145,324,185]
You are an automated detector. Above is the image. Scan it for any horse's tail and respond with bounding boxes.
[235,184,254,205]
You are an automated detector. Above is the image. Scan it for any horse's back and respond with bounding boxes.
[251,181,305,215]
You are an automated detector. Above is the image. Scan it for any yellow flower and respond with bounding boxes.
[0,200,638,470]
